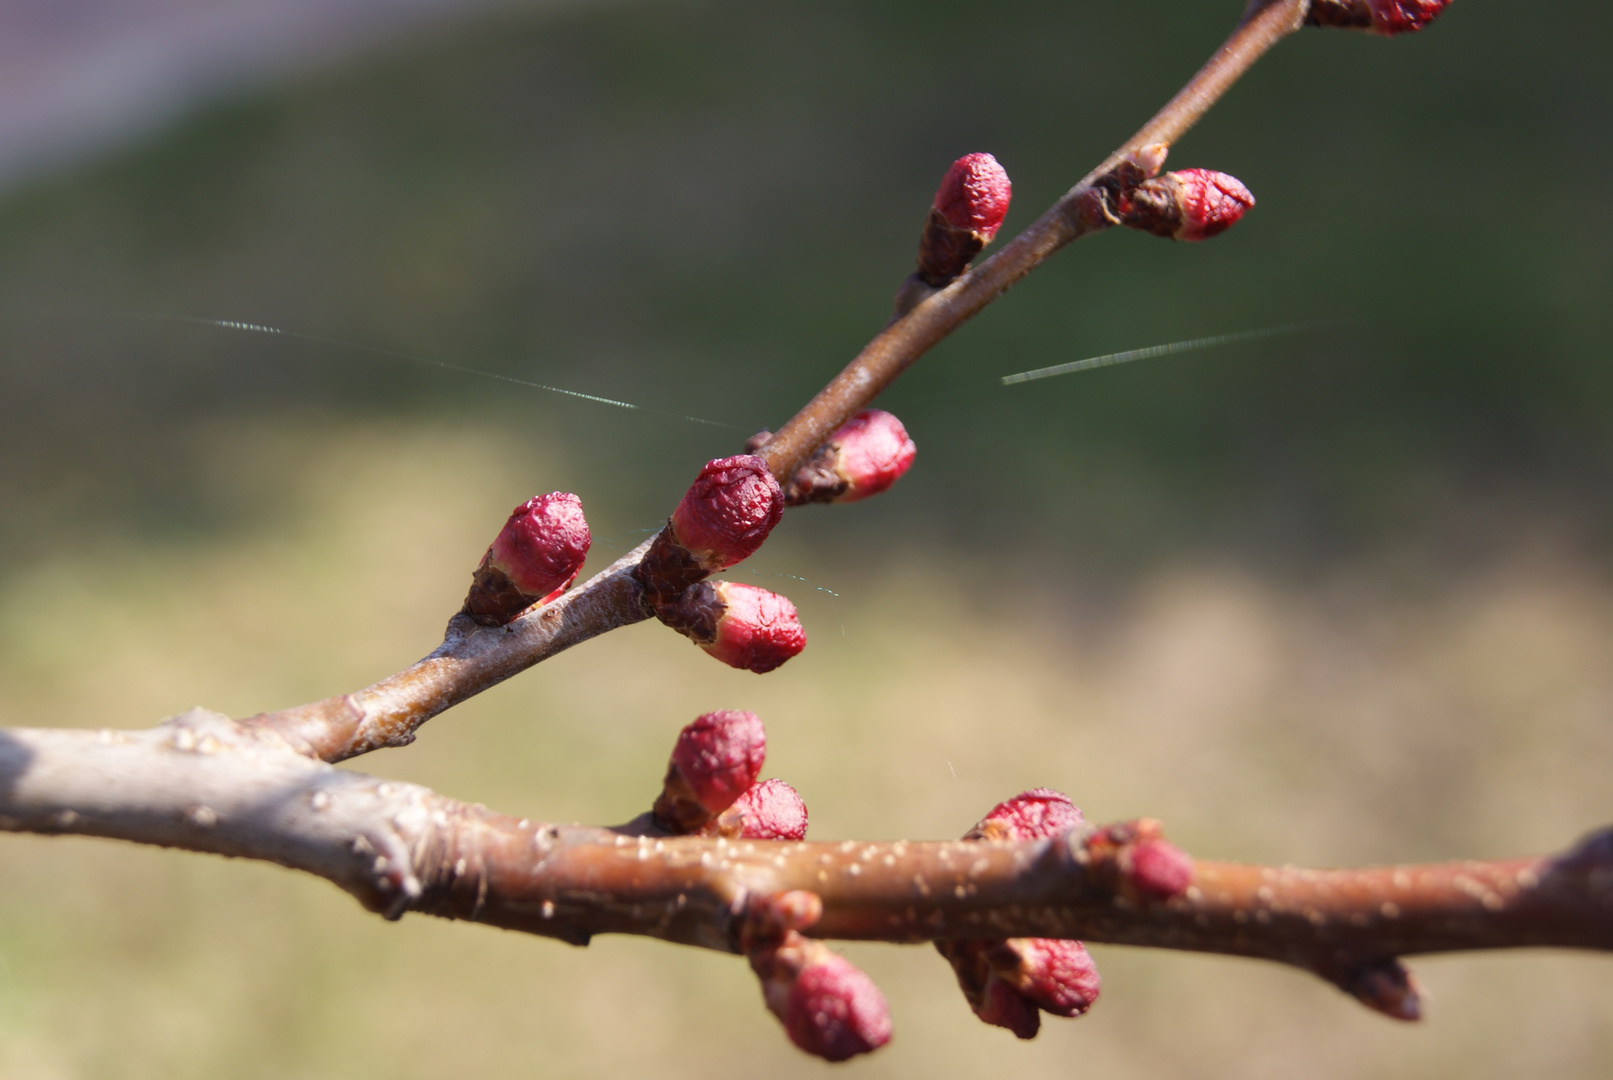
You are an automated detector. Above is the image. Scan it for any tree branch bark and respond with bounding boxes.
[4,711,1608,1019]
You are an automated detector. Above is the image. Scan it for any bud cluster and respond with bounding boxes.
[650,711,809,841]
[938,788,1102,1039]
[464,492,592,626]
[635,455,806,673]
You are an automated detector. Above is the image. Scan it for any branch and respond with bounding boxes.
[757,0,1311,482]
[239,0,1312,764]
[4,711,1608,1021]
[248,538,655,762]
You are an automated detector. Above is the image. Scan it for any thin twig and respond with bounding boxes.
[240,0,1312,765]
[758,0,1311,483]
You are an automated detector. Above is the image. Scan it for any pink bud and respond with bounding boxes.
[1307,0,1452,35]
[465,492,591,626]
[700,581,806,673]
[1117,168,1254,243]
[916,153,1013,287]
[669,455,784,572]
[670,710,766,813]
[1128,837,1194,899]
[999,938,1101,1017]
[972,788,1084,842]
[934,153,1012,243]
[728,777,809,840]
[1172,169,1255,241]
[782,949,893,1062]
[787,410,917,506]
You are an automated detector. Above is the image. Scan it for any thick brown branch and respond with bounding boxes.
[758,0,1311,483]
[4,713,1607,1016]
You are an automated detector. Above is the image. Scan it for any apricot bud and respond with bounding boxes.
[669,455,783,572]
[652,710,767,833]
[719,777,809,840]
[464,492,591,626]
[786,410,917,506]
[753,933,891,1062]
[1117,168,1254,242]
[916,152,1012,286]
[700,581,806,673]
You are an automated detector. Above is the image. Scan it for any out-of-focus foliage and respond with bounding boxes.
[0,1,1609,1077]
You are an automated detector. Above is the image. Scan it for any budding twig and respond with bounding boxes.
[2,712,1606,1019]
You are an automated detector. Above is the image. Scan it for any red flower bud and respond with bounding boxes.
[784,950,893,1062]
[753,934,891,1062]
[1128,836,1194,900]
[786,410,917,506]
[700,581,806,673]
[464,492,591,626]
[934,153,1012,243]
[671,710,766,812]
[916,152,1012,287]
[725,777,809,840]
[1307,0,1452,35]
[970,787,1084,842]
[1117,168,1254,243]
[669,455,783,572]
[652,710,768,833]
[997,938,1101,1017]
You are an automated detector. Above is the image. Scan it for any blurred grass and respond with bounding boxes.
[0,0,1610,1076]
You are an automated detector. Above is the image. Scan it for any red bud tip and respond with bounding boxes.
[1172,168,1254,241]
[1001,938,1101,1017]
[465,492,591,624]
[670,455,783,572]
[783,949,893,1062]
[1307,0,1452,35]
[700,581,806,673]
[670,710,766,813]
[934,153,1012,243]
[973,788,1084,841]
[730,777,809,840]
[1128,837,1194,899]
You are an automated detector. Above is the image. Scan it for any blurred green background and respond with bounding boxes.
[1,1,1611,1077]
